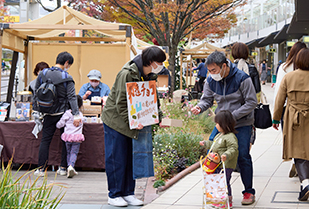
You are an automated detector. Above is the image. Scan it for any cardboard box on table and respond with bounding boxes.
[81,105,102,115]
[81,104,102,123]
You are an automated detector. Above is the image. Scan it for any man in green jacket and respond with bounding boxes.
[102,46,166,207]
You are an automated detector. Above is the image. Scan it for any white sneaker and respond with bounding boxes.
[123,195,144,206]
[108,197,128,207]
[56,167,67,176]
[67,165,76,178]
[34,169,44,177]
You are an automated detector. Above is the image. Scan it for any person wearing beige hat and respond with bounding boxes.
[78,69,110,103]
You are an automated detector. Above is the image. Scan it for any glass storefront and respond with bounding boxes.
[226,0,295,37]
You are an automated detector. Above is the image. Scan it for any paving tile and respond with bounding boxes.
[140,203,170,209]
[101,205,142,209]
[173,194,202,206]
[298,202,309,208]
[57,204,103,209]
[166,205,201,209]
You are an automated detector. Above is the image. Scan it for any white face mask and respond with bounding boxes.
[151,62,164,74]
[90,81,99,88]
[210,66,224,81]
[64,68,69,72]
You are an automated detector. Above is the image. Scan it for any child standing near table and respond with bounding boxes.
[199,110,239,208]
[56,95,84,178]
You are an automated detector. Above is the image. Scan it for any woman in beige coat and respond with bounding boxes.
[273,48,309,201]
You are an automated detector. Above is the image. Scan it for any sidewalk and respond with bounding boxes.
[141,83,309,209]
[10,83,309,208]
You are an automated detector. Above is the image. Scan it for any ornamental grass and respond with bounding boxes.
[0,158,67,209]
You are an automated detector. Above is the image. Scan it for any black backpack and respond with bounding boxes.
[36,68,73,113]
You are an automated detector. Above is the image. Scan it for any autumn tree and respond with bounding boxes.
[0,0,9,23]
[67,0,244,92]
[42,0,245,92]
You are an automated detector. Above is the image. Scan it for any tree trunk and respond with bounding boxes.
[168,44,177,96]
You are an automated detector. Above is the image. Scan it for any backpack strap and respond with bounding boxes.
[40,68,73,86]
[39,68,50,84]
[53,71,73,86]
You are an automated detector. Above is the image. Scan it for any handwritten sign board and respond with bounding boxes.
[126,80,159,129]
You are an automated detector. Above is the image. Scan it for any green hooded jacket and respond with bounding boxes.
[102,57,162,139]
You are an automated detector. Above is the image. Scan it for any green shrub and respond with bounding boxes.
[0,159,66,209]
[153,180,165,188]
[153,98,216,181]
[153,132,203,180]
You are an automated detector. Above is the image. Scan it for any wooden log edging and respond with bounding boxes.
[157,161,200,192]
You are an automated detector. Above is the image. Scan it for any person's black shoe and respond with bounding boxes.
[298,185,309,201]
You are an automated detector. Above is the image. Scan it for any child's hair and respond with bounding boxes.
[77,95,83,109]
[214,110,237,134]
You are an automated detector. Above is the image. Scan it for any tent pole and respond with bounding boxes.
[63,8,66,24]
[6,51,18,121]
[186,59,189,88]
[189,56,193,87]
[0,30,2,100]
[24,44,28,90]
[180,53,183,89]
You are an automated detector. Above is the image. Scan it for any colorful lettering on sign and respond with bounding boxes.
[135,102,142,112]
[149,82,157,103]
[130,105,136,116]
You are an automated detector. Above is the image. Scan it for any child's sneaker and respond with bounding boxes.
[34,169,45,177]
[57,167,67,176]
[67,165,76,178]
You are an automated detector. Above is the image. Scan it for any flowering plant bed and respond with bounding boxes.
[153,98,216,185]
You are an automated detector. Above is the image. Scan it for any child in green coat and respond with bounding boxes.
[200,110,239,208]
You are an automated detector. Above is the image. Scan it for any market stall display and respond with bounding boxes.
[0,121,105,169]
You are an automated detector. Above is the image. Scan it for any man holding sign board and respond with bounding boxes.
[102,46,166,207]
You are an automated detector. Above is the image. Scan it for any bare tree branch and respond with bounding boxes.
[36,0,62,12]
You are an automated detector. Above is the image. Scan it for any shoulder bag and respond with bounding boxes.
[254,92,272,129]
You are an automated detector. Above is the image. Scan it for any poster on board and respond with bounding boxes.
[126,80,159,129]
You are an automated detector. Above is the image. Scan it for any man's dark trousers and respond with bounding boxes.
[38,114,66,170]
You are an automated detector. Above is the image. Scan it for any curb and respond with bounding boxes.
[157,161,200,192]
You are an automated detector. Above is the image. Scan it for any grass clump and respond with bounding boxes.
[0,158,67,209]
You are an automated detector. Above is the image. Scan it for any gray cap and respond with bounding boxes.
[87,69,101,81]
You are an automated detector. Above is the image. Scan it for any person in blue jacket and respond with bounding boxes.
[79,69,110,103]
[191,51,257,206]
[195,58,208,92]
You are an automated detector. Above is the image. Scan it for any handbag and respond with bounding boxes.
[201,135,222,174]
[254,92,272,129]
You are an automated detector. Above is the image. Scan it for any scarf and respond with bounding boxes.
[235,58,249,75]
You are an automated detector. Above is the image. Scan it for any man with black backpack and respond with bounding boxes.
[33,51,81,177]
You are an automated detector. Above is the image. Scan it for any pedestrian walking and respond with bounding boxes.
[259,60,268,85]
[33,51,81,177]
[273,42,307,178]
[56,95,84,178]
[191,51,257,205]
[200,110,238,208]
[273,48,309,201]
